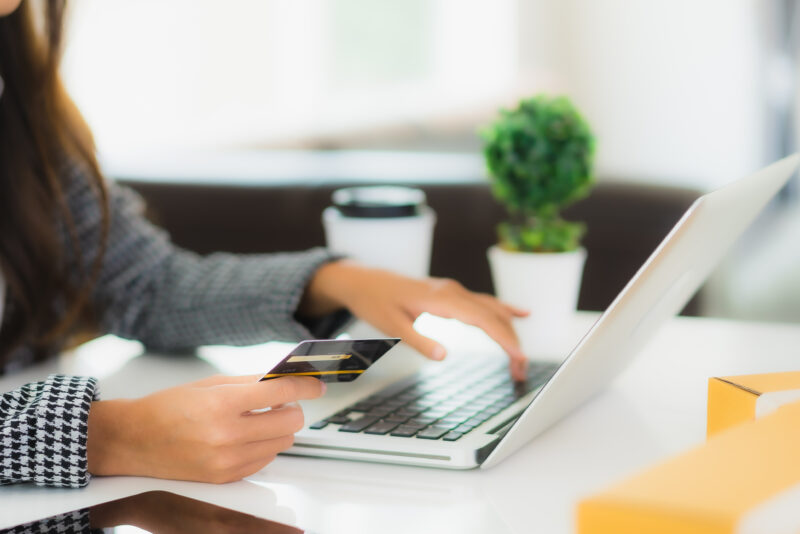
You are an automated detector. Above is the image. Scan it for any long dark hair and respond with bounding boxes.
[0,0,108,363]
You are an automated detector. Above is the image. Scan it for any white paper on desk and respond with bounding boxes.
[755,389,800,418]
[738,479,800,534]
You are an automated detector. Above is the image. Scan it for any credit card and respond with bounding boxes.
[259,338,400,383]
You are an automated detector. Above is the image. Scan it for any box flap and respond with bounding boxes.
[578,399,800,534]
[707,377,758,437]
[720,371,800,395]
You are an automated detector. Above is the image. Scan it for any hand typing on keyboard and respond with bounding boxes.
[297,260,530,381]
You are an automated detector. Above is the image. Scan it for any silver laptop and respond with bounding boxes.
[288,154,800,469]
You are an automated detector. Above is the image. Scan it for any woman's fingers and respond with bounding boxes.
[473,293,529,323]
[446,296,528,380]
[240,435,295,462]
[467,297,524,353]
[378,284,527,378]
[474,293,517,322]
[490,297,530,318]
[213,438,294,483]
[506,303,531,317]
[233,376,326,412]
[228,457,278,482]
[384,309,447,361]
[236,404,306,442]
[213,414,300,482]
[453,296,523,355]
[189,374,261,388]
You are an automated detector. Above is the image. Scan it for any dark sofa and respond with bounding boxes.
[114,152,701,315]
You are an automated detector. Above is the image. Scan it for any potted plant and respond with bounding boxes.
[482,95,596,356]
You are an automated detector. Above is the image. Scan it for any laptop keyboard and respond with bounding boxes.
[308,359,558,442]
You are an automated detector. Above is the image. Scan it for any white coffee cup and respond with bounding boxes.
[322,186,436,279]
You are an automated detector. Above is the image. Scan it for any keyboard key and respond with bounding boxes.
[309,420,328,430]
[339,416,379,433]
[363,394,389,404]
[403,401,429,411]
[401,421,428,430]
[449,409,479,419]
[442,431,463,441]
[464,417,485,427]
[493,399,513,410]
[395,407,422,418]
[390,425,421,437]
[437,420,463,430]
[454,424,475,434]
[366,407,393,417]
[416,425,450,440]
[483,405,504,416]
[424,408,452,418]
[326,414,352,425]
[409,416,438,425]
[384,413,411,423]
[438,415,468,426]
[365,421,400,435]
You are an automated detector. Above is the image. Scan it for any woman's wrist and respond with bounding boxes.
[299,260,363,317]
[87,399,139,476]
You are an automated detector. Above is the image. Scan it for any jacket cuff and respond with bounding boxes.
[31,375,99,487]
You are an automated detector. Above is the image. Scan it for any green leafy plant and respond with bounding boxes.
[482,95,596,253]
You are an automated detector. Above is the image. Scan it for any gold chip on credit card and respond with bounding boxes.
[259,338,400,383]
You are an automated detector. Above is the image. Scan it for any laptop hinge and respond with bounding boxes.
[475,415,520,464]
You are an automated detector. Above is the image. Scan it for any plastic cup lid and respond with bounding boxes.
[332,186,427,218]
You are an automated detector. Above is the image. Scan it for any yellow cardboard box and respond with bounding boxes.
[707,371,800,437]
[576,375,800,534]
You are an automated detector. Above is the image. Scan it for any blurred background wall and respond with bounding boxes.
[59,0,800,323]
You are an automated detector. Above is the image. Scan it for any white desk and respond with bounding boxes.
[2,313,800,533]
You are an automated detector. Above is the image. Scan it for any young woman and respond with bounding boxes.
[0,0,527,488]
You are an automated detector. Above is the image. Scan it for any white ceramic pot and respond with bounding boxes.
[487,245,587,358]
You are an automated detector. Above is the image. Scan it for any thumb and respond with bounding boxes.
[190,374,261,387]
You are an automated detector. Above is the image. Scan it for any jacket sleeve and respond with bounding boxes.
[0,375,98,488]
[60,161,350,351]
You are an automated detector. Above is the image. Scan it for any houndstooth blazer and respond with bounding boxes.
[0,158,345,489]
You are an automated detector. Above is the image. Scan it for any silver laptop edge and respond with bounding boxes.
[288,154,800,470]
[481,153,800,468]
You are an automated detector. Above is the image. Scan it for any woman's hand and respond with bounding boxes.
[87,375,325,483]
[300,260,530,380]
